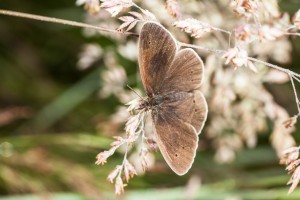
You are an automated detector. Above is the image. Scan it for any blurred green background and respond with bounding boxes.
[1,0,300,200]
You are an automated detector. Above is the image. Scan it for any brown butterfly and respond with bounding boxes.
[137,22,208,175]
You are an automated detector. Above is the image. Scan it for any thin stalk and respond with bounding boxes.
[178,42,225,55]
[292,75,300,84]
[290,75,300,114]
[285,32,300,37]
[0,9,138,36]
[247,57,300,78]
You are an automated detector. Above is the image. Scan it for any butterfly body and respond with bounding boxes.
[138,22,208,175]
[138,92,193,110]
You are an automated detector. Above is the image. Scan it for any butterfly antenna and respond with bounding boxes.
[126,85,145,100]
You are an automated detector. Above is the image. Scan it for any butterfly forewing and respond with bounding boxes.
[138,22,177,96]
[158,48,204,93]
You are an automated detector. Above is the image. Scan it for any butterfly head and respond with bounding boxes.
[136,97,150,111]
[126,97,150,112]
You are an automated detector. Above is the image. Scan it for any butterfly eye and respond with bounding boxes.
[175,154,178,157]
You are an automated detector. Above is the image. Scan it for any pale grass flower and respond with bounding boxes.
[95,151,110,165]
[251,38,292,64]
[117,14,140,31]
[125,113,141,135]
[279,146,300,194]
[215,145,235,163]
[214,135,243,164]
[107,165,122,183]
[76,0,101,14]
[107,106,130,127]
[293,9,300,29]
[258,25,284,41]
[77,44,102,70]
[140,9,156,20]
[280,146,300,165]
[271,39,292,64]
[118,16,135,31]
[286,159,300,172]
[128,11,143,20]
[126,98,141,112]
[222,47,257,72]
[271,117,296,159]
[234,24,255,43]
[223,47,247,67]
[110,136,124,147]
[124,160,137,182]
[129,151,155,174]
[118,41,138,61]
[263,69,289,84]
[283,116,298,129]
[174,18,214,38]
[95,148,116,165]
[76,0,86,5]
[115,176,126,195]
[100,0,133,17]
[126,132,139,143]
[288,166,300,194]
[230,0,258,19]
[261,0,280,18]
[166,0,181,19]
[99,66,127,98]
[139,147,150,171]
[146,138,159,152]
[141,157,148,172]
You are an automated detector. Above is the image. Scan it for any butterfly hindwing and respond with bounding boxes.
[152,109,198,175]
[191,90,208,134]
[159,90,208,135]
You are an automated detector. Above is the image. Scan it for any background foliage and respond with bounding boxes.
[1,0,300,199]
